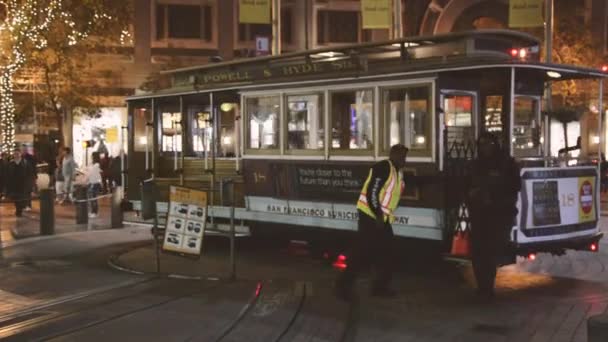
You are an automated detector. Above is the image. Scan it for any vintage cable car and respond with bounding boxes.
[125,30,604,261]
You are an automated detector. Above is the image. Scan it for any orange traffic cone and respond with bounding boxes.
[450,231,471,257]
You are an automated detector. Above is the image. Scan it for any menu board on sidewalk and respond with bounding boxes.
[162,186,207,257]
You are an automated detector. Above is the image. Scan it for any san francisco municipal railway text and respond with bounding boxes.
[265,204,410,225]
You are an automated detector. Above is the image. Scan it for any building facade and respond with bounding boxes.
[12,0,608,165]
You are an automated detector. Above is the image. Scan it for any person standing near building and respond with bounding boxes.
[61,147,78,204]
[6,149,30,217]
[466,132,521,299]
[85,152,103,218]
[335,144,408,301]
[0,152,9,200]
[20,144,37,211]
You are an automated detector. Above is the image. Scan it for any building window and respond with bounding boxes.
[156,4,212,41]
[287,94,324,151]
[330,89,373,151]
[246,96,280,150]
[237,8,293,45]
[161,112,182,152]
[317,10,359,44]
[382,86,431,155]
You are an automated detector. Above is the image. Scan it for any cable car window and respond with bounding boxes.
[444,94,475,144]
[192,110,211,154]
[246,95,280,150]
[513,96,541,157]
[330,89,373,152]
[161,112,182,152]
[382,85,430,155]
[484,95,503,133]
[133,107,152,152]
[287,94,324,151]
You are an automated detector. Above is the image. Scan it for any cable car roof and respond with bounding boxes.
[127,30,607,101]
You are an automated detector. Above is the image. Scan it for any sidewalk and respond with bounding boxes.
[0,197,114,241]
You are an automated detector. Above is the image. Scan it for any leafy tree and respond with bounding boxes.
[0,0,132,151]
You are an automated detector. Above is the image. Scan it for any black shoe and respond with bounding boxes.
[370,287,398,298]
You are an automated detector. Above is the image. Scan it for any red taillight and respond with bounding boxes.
[602,65,608,72]
[255,282,262,297]
[333,254,348,270]
[510,48,518,57]
[590,243,598,252]
[528,253,536,261]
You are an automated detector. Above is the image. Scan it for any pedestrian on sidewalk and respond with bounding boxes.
[54,155,65,203]
[335,144,408,301]
[85,152,102,218]
[61,147,78,204]
[20,144,37,211]
[465,132,520,300]
[6,149,30,217]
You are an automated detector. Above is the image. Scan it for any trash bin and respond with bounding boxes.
[39,189,55,235]
[75,185,88,224]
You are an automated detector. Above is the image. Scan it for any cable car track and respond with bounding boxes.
[0,277,219,341]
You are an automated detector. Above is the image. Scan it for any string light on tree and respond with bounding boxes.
[0,0,118,153]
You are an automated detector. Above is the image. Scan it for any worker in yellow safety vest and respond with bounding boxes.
[335,144,408,301]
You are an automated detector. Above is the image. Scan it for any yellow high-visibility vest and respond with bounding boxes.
[357,160,403,223]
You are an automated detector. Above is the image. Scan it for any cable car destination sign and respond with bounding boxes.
[174,57,367,87]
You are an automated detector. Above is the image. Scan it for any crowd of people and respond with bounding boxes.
[0,145,123,218]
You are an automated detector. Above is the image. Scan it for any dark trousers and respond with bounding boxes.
[470,216,510,295]
[338,212,395,292]
[10,193,26,216]
[88,183,101,214]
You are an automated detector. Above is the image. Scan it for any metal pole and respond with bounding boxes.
[229,180,236,281]
[272,0,281,55]
[599,79,604,165]
[544,0,554,161]
[179,96,185,186]
[154,214,161,275]
[210,93,215,227]
[510,67,515,157]
[150,98,156,177]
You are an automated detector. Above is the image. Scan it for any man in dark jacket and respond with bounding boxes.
[466,132,521,299]
[7,149,30,217]
[20,144,37,211]
[0,152,8,198]
[335,144,408,301]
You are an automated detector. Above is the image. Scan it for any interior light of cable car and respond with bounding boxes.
[382,85,430,155]
[330,89,373,151]
[247,95,280,150]
[287,94,324,151]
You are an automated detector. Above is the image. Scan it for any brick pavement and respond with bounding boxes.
[0,202,604,340]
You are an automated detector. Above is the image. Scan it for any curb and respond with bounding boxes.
[107,249,222,282]
[0,226,149,250]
